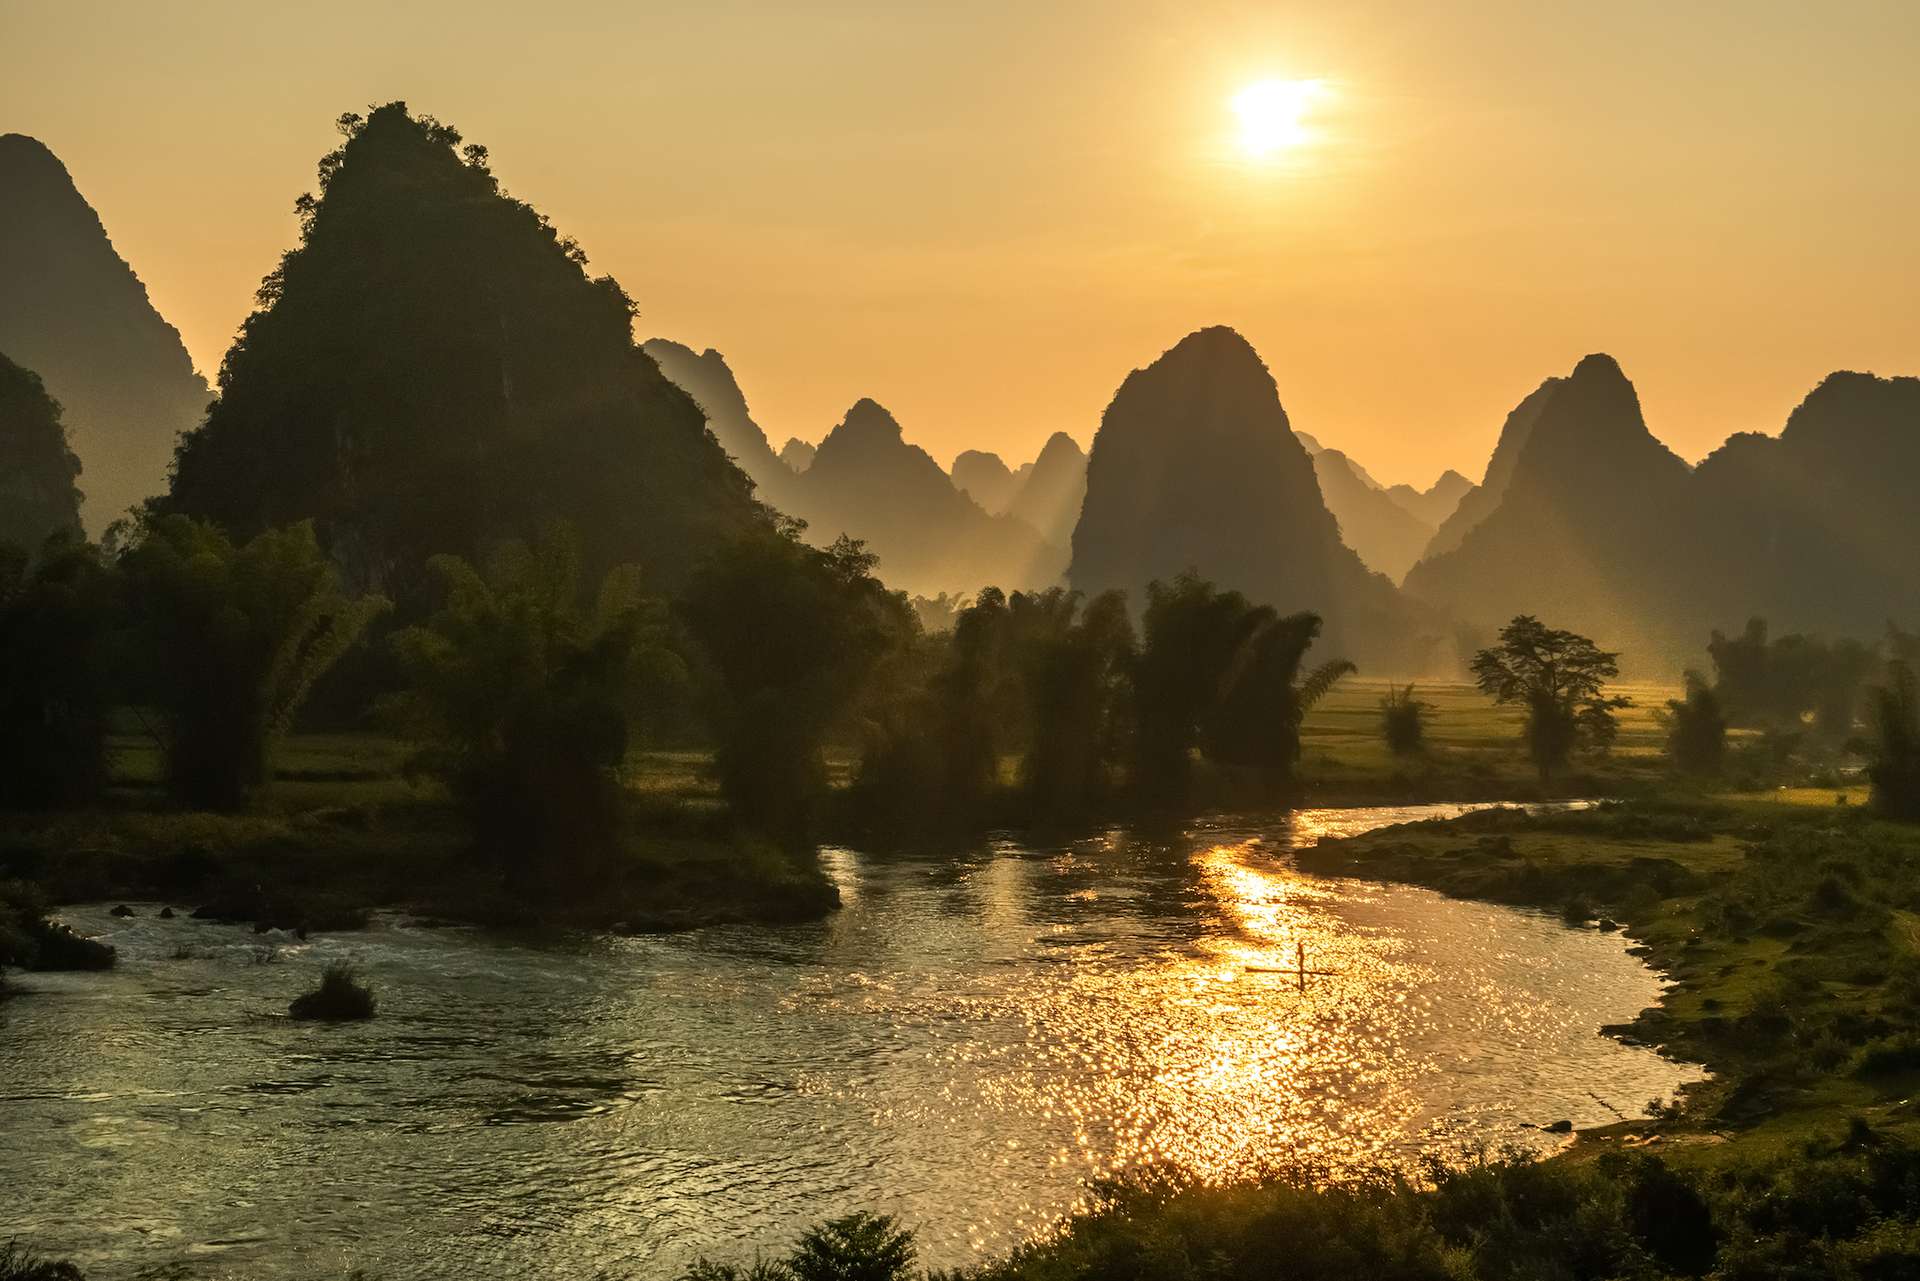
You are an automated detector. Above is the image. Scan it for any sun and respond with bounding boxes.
[1232,78,1325,158]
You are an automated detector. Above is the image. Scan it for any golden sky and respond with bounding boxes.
[5,0,1917,486]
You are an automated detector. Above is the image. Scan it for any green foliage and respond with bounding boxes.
[1379,684,1428,756]
[119,515,388,810]
[383,526,685,884]
[167,103,765,601]
[1663,671,1728,777]
[680,532,915,847]
[0,354,82,551]
[678,1213,916,1281]
[1016,590,1135,820]
[1709,617,1877,738]
[0,537,115,808]
[1471,615,1630,783]
[1133,573,1259,801]
[1867,660,1920,820]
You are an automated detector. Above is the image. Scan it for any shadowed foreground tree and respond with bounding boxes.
[382,526,686,887]
[1201,611,1354,782]
[1133,572,1351,804]
[680,531,914,848]
[1016,588,1135,820]
[1868,661,1920,820]
[0,537,115,808]
[1664,671,1728,777]
[1471,615,1630,784]
[0,354,83,552]
[120,516,387,810]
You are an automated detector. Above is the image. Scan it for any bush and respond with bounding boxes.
[288,962,376,1020]
[1380,684,1427,756]
[0,1241,84,1281]
[678,1213,915,1281]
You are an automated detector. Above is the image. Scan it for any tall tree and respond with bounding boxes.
[679,531,915,847]
[1471,615,1630,783]
[120,516,387,810]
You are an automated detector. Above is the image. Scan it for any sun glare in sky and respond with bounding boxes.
[1232,78,1325,157]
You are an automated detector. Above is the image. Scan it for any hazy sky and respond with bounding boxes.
[5,0,1917,486]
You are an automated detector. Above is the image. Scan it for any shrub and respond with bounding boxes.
[1380,684,1428,755]
[289,962,376,1020]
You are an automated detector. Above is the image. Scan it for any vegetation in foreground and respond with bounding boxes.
[287,962,376,1021]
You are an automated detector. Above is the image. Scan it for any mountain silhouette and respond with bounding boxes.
[1384,470,1472,528]
[778,437,816,473]
[1003,432,1087,551]
[166,104,766,597]
[0,134,208,533]
[0,353,83,550]
[1403,355,1694,659]
[1420,378,1563,559]
[1068,326,1433,669]
[1690,370,1920,638]
[793,399,1057,595]
[951,449,1018,513]
[1310,447,1436,582]
[641,338,804,512]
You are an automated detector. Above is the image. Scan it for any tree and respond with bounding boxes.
[1664,671,1728,777]
[1201,611,1354,780]
[120,516,387,809]
[1471,615,1630,784]
[679,531,914,847]
[1380,684,1428,756]
[1017,589,1136,819]
[0,536,115,808]
[0,354,83,552]
[1867,661,1920,821]
[382,526,685,887]
[1132,573,1264,803]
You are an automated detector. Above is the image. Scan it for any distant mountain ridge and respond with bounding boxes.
[1309,448,1436,582]
[0,133,209,532]
[640,339,803,513]
[793,399,1058,595]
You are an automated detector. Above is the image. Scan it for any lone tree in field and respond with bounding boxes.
[1471,615,1630,784]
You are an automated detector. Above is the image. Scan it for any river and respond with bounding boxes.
[0,803,1703,1278]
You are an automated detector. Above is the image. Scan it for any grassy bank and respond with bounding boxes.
[0,734,835,935]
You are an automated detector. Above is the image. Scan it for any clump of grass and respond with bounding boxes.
[288,962,376,1021]
[0,1241,84,1281]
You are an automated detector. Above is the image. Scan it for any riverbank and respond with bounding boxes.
[0,735,836,937]
[948,793,1920,1281]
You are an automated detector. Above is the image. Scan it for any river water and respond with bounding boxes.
[0,804,1702,1278]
